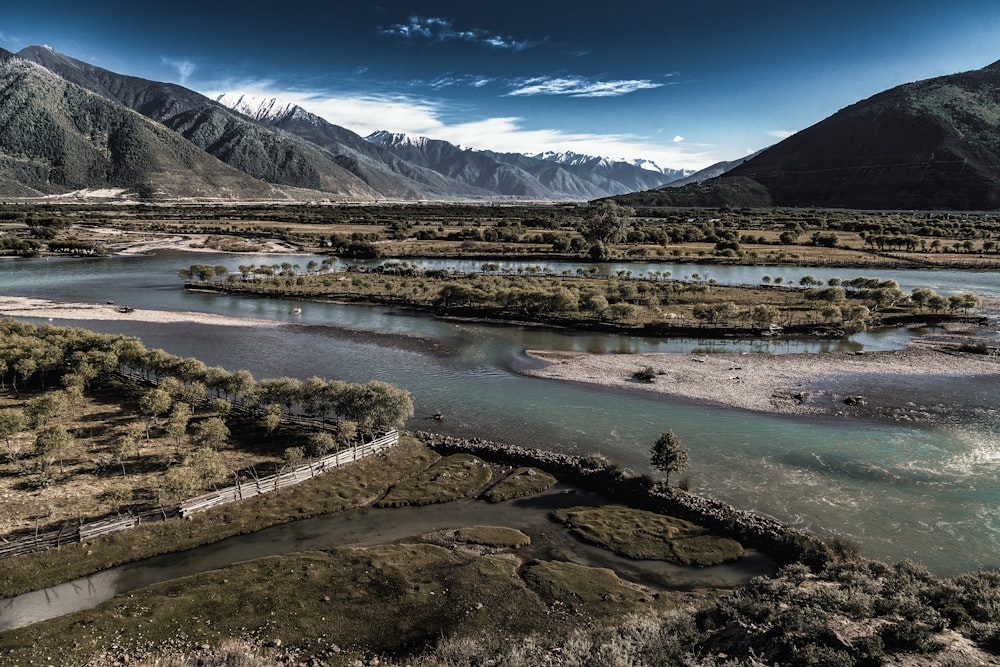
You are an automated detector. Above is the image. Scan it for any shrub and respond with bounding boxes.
[631,366,657,383]
[879,621,945,654]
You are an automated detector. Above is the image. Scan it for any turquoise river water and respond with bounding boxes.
[1,250,998,575]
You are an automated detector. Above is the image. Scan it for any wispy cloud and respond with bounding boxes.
[768,129,796,139]
[162,57,195,84]
[426,74,497,90]
[380,16,543,51]
[507,76,662,98]
[209,85,714,170]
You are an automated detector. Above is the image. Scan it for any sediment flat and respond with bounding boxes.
[0,296,281,327]
[525,344,1000,417]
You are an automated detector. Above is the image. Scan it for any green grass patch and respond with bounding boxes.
[522,559,654,618]
[482,467,557,502]
[0,544,553,665]
[377,454,492,507]
[553,505,745,567]
[0,437,439,598]
[452,526,531,549]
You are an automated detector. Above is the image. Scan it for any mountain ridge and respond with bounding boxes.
[16,46,383,200]
[0,50,319,200]
[367,130,683,199]
[614,60,1000,210]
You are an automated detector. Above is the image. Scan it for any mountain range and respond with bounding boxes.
[615,60,1000,210]
[4,45,1000,209]
[0,45,686,202]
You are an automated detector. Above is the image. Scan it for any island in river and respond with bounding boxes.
[525,337,1000,422]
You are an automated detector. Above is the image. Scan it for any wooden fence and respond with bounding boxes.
[179,430,398,517]
[0,431,398,560]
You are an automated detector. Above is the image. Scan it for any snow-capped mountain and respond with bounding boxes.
[214,93,301,123]
[532,150,690,180]
[8,43,694,202]
[368,132,688,199]
[366,131,434,150]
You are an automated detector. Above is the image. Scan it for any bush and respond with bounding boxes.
[879,621,945,654]
[631,366,657,383]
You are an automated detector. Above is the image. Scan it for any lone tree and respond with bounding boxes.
[583,200,633,246]
[649,430,689,486]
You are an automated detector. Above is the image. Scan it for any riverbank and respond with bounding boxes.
[0,295,281,327]
[525,343,1000,419]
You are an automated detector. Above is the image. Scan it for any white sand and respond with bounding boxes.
[526,345,1000,416]
[0,296,281,327]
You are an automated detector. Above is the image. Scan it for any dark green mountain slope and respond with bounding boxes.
[17,46,379,200]
[618,60,1000,210]
[0,50,311,200]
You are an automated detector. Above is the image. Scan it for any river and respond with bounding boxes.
[1,250,999,575]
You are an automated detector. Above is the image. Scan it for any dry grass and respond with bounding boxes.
[0,437,439,597]
[482,467,557,502]
[377,453,492,507]
[1,543,666,666]
[0,382,283,537]
[553,505,745,567]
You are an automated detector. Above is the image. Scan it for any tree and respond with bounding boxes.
[162,466,200,500]
[332,420,358,445]
[110,432,139,478]
[307,431,337,457]
[583,201,632,245]
[649,430,689,486]
[165,402,193,451]
[262,404,283,437]
[283,446,305,469]
[139,388,173,439]
[191,417,230,450]
[0,408,27,461]
[750,304,780,328]
[338,381,414,436]
[101,482,133,514]
[190,447,227,488]
[25,391,68,428]
[35,424,74,473]
[910,287,937,311]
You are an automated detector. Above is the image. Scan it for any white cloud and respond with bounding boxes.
[380,15,541,51]
[162,57,195,84]
[223,89,712,169]
[672,135,684,143]
[768,129,796,139]
[507,76,662,98]
[203,73,716,169]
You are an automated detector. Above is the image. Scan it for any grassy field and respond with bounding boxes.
[4,202,1000,270]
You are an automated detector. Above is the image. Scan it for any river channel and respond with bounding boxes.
[2,250,999,575]
[0,487,776,631]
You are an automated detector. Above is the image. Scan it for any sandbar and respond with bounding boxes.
[0,296,280,327]
[525,343,999,418]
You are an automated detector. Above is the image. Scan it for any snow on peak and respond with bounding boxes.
[532,150,671,173]
[366,131,432,148]
[214,93,300,122]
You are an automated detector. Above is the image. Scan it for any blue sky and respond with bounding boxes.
[3,1,1000,170]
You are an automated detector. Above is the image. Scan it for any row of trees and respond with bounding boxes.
[0,319,414,455]
[0,320,415,517]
